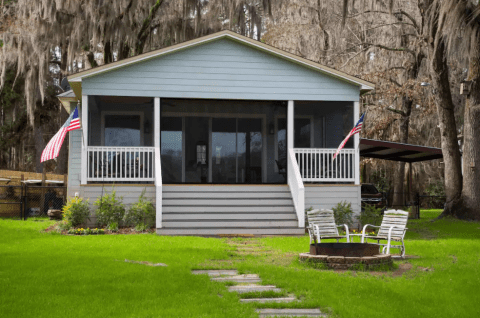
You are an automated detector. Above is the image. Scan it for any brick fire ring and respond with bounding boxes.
[299,253,393,270]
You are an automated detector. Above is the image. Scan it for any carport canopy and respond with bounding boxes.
[359,138,443,162]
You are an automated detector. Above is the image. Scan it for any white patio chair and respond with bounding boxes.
[361,209,408,256]
[307,209,350,244]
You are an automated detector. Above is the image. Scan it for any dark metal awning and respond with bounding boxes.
[360,138,443,162]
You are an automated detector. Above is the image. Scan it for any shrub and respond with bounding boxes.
[57,220,72,231]
[124,189,155,231]
[359,204,383,227]
[107,222,119,232]
[93,188,125,228]
[62,197,90,227]
[332,201,354,227]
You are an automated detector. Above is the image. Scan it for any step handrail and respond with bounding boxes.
[288,148,305,227]
[155,147,162,228]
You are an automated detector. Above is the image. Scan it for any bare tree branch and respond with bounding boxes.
[362,42,415,56]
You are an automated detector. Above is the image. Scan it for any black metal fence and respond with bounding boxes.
[0,185,67,219]
[0,186,24,218]
[381,191,446,219]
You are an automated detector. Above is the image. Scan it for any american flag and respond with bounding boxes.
[40,106,81,162]
[332,112,365,161]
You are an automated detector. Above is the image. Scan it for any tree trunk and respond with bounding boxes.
[458,45,480,220]
[429,40,463,217]
[104,41,113,64]
[34,124,44,173]
[392,96,413,207]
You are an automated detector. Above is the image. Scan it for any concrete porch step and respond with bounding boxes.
[162,213,297,220]
[162,205,296,213]
[157,228,305,236]
[256,308,325,317]
[162,220,298,228]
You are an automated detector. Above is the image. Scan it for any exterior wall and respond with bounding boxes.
[82,39,360,101]
[80,185,155,227]
[67,128,82,197]
[304,185,361,224]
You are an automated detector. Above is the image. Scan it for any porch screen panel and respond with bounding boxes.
[161,117,182,183]
[104,115,141,146]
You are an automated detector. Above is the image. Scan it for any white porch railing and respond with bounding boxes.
[288,148,305,227]
[293,148,356,182]
[87,146,155,182]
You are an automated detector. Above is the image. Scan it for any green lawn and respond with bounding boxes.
[1,210,479,317]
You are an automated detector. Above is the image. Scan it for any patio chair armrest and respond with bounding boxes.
[361,224,381,242]
[336,224,350,242]
[312,224,321,243]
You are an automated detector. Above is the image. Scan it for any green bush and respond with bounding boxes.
[62,197,90,227]
[359,204,382,227]
[124,189,155,231]
[93,189,125,228]
[332,201,354,227]
[107,222,119,232]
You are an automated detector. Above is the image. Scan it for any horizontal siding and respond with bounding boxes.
[67,130,82,197]
[83,39,360,101]
[80,185,155,227]
[305,185,361,214]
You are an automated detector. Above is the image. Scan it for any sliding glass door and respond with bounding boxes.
[212,118,263,183]
[161,116,264,184]
[212,118,237,183]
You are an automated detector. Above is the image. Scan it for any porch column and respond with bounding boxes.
[154,97,162,229]
[81,95,88,185]
[288,100,294,149]
[354,101,360,185]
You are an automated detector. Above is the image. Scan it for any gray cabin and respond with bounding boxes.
[59,30,374,235]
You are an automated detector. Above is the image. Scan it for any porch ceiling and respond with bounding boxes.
[359,138,443,162]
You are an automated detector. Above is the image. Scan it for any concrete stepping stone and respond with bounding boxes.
[240,296,296,303]
[256,308,325,317]
[211,274,261,283]
[191,270,238,276]
[228,284,282,294]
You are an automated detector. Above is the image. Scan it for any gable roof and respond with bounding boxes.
[68,30,374,98]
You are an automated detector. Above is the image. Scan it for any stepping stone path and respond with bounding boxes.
[192,269,326,317]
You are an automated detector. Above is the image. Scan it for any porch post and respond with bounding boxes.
[354,101,360,185]
[81,95,88,185]
[288,100,294,149]
[154,97,162,229]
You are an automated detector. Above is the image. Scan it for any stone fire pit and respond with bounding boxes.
[299,243,392,270]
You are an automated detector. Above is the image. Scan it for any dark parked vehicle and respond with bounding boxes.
[361,184,387,210]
